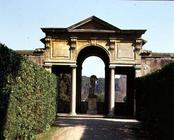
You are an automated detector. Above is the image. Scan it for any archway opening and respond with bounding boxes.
[81,56,105,114]
[76,45,110,114]
[82,56,105,78]
[115,74,127,103]
[52,65,71,113]
[115,67,135,116]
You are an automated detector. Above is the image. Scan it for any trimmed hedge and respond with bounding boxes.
[0,44,57,139]
[136,62,174,139]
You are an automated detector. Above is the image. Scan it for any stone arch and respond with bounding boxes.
[40,16,146,117]
[76,44,111,63]
[76,45,110,114]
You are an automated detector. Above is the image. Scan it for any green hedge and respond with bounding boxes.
[136,62,174,139]
[0,43,57,139]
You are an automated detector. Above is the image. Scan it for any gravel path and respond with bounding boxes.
[52,117,148,140]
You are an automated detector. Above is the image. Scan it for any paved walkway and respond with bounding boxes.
[52,117,148,140]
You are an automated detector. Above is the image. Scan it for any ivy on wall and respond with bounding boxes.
[0,43,57,139]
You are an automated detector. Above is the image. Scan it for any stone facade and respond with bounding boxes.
[16,16,149,116]
[18,50,174,78]
[17,17,174,78]
[19,16,146,73]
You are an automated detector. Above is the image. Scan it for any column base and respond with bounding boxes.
[107,112,115,117]
[87,110,97,115]
[69,112,77,116]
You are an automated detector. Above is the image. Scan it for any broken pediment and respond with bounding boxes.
[68,16,120,32]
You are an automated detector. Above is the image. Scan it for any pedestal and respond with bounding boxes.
[87,97,97,114]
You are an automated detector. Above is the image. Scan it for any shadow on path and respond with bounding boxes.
[54,117,151,140]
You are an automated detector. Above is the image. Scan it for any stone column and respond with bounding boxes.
[135,65,142,77]
[44,65,52,73]
[108,67,115,116]
[70,66,77,116]
[134,65,140,116]
[133,91,136,116]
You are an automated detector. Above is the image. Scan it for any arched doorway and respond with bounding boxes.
[41,16,146,117]
[76,45,110,114]
[81,56,105,114]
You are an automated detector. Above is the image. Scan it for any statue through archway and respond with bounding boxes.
[76,45,110,115]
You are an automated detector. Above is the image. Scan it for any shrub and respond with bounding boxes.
[136,62,174,139]
[0,43,57,139]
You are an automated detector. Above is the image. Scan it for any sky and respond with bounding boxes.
[0,0,174,77]
[82,56,105,78]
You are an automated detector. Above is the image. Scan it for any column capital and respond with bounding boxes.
[109,65,116,69]
[70,64,77,68]
[44,63,52,67]
[44,66,52,73]
[134,64,141,70]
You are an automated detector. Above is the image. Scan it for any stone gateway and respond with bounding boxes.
[18,16,148,116]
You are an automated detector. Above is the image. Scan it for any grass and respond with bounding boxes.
[36,127,59,140]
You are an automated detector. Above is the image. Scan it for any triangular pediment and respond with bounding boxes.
[68,16,120,31]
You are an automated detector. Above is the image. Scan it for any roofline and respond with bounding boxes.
[41,16,146,35]
[121,29,146,34]
[41,28,67,33]
[16,49,44,55]
[141,52,174,58]
[67,16,121,31]
[16,50,34,55]
[41,27,146,34]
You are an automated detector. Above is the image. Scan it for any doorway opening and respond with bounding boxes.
[76,45,110,115]
[115,67,135,116]
[115,74,127,103]
[80,56,105,114]
[52,65,71,113]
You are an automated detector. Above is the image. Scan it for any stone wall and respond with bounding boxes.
[141,51,174,76]
[16,50,44,66]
